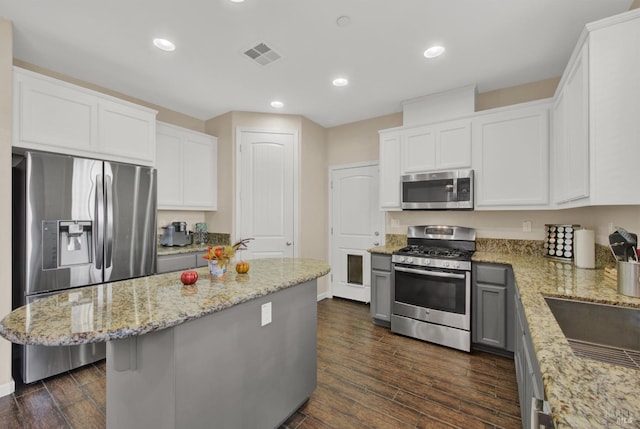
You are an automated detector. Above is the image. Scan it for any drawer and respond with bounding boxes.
[371,253,392,272]
[157,253,197,274]
[475,264,507,285]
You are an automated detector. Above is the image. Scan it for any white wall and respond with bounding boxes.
[0,17,14,396]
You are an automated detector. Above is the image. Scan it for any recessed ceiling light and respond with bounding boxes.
[270,100,284,108]
[424,45,445,58]
[230,0,245,3]
[332,77,349,87]
[153,38,176,52]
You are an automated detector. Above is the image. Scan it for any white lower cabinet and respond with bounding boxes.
[473,101,551,209]
[156,122,217,210]
[12,67,157,165]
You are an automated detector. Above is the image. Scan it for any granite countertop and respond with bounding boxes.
[369,244,639,427]
[368,244,404,255]
[473,252,639,429]
[0,258,330,347]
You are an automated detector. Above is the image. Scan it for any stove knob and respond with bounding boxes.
[443,261,450,268]
[398,256,405,263]
[407,257,413,264]
[424,259,431,266]
[452,262,459,269]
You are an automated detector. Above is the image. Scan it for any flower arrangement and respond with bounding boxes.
[202,238,254,266]
[202,245,236,267]
[202,238,254,280]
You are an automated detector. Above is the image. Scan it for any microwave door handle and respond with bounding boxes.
[394,266,466,279]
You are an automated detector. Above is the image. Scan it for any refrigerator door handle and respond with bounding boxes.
[95,174,104,270]
[105,174,114,269]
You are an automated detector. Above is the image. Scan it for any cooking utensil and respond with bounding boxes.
[609,229,639,262]
[615,228,638,262]
[609,232,627,262]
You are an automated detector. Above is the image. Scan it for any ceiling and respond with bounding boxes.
[0,0,633,127]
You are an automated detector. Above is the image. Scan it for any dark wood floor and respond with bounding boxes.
[0,298,521,428]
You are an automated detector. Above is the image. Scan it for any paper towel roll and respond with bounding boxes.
[574,229,595,268]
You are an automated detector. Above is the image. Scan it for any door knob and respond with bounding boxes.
[286,241,292,246]
[374,231,379,236]
[374,242,380,246]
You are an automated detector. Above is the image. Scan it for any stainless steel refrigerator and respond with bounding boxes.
[12,151,157,383]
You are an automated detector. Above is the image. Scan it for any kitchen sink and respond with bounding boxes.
[544,297,640,370]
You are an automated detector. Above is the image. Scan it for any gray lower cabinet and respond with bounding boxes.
[514,288,545,429]
[472,263,515,354]
[157,252,208,274]
[370,253,392,327]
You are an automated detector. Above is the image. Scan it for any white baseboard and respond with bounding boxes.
[316,292,332,301]
[0,379,15,398]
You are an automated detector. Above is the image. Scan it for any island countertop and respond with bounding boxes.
[0,258,330,347]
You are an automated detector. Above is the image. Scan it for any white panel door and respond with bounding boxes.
[330,164,383,303]
[238,130,295,259]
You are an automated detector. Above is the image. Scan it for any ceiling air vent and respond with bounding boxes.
[243,42,281,66]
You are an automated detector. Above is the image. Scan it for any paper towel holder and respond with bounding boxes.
[574,228,596,269]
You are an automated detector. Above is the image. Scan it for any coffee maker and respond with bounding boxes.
[160,222,193,246]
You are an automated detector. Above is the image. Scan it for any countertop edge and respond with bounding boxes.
[0,258,330,347]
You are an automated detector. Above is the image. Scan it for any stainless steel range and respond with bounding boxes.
[391,225,476,352]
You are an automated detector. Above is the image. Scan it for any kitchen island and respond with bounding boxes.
[0,258,330,429]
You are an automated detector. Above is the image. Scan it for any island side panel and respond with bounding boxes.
[105,279,318,429]
[174,279,318,429]
[106,329,176,429]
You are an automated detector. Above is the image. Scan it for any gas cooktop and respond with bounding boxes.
[395,245,473,260]
[392,225,476,270]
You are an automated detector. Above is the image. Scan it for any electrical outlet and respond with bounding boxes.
[522,221,532,233]
[261,302,272,326]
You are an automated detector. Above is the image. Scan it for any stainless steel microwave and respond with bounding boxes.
[401,169,474,210]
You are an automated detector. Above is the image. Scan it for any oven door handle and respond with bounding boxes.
[394,266,466,279]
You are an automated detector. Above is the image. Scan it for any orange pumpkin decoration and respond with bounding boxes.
[235,261,250,274]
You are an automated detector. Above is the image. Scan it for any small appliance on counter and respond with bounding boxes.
[194,222,208,245]
[160,222,193,247]
[544,224,580,261]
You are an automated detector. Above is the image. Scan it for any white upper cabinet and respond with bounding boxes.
[588,11,640,205]
[551,10,640,207]
[435,119,472,170]
[13,67,157,165]
[552,42,589,205]
[472,101,551,209]
[156,122,218,211]
[401,126,436,173]
[401,119,472,175]
[378,131,402,211]
[98,99,156,165]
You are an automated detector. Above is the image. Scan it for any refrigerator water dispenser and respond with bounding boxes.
[42,220,93,269]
